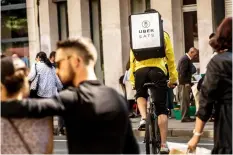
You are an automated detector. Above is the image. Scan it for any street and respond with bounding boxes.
[53,136,213,154]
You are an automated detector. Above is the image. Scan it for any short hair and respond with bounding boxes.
[209,17,232,51]
[144,9,162,19]
[189,47,199,54]
[209,33,215,39]
[49,51,56,59]
[56,38,97,65]
[145,9,159,13]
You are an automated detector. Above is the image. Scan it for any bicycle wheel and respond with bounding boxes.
[153,116,161,154]
[145,113,151,154]
[145,113,157,154]
[145,113,161,154]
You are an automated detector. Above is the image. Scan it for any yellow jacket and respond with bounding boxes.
[129,32,178,86]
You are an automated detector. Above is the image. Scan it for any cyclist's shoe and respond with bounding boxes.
[137,119,146,131]
[160,143,170,154]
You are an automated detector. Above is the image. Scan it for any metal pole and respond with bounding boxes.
[37,0,41,51]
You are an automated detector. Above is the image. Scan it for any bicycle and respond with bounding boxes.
[144,81,177,154]
[144,82,161,154]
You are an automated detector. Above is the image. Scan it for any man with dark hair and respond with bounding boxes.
[177,47,199,122]
[1,37,139,154]
[49,51,56,67]
[209,32,215,39]
[129,8,178,154]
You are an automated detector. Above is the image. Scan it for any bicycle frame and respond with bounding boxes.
[145,87,161,154]
[147,88,156,119]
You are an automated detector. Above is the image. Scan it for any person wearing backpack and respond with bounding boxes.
[129,9,178,154]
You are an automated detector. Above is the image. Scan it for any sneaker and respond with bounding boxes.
[181,117,195,122]
[138,119,146,131]
[160,143,170,154]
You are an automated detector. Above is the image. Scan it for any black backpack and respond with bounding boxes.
[129,12,165,61]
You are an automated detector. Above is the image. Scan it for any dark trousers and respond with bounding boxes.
[58,116,65,133]
[128,100,135,112]
[166,88,174,110]
[178,84,191,120]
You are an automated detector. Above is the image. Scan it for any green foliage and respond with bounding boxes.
[5,16,27,30]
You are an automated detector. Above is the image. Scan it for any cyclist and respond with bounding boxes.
[129,9,178,154]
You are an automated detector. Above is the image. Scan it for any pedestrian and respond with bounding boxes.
[188,17,232,154]
[1,37,139,154]
[123,59,137,118]
[1,57,53,154]
[177,47,199,122]
[28,51,63,98]
[49,51,65,135]
[49,51,56,67]
[193,32,218,121]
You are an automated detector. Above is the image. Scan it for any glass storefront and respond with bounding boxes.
[1,0,29,67]
[182,1,199,63]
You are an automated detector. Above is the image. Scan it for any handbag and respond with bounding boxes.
[30,64,40,98]
[8,119,32,154]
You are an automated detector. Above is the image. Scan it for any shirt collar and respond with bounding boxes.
[186,53,191,60]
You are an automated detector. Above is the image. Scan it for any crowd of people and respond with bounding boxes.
[0,8,232,154]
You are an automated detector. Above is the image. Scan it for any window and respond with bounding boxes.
[1,0,29,66]
[182,1,199,63]
[1,9,28,39]
[1,0,26,6]
[131,0,150,14]
[89,0,104,83]
[183,11,198,53]
[57,1,69,40]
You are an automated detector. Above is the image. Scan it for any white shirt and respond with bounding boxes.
[28,61,63,97]
[123,69,136,100]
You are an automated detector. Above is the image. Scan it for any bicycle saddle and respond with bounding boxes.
[143,83,157,88]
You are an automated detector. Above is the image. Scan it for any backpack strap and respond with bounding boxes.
[8,119,32,154]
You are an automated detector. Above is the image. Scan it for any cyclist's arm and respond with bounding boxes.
[1,89,77,118]
[129,49,136,87]
[164,33,178,84]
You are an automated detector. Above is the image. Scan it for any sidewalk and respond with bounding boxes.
[54,117,214,138]
[131,117,214,138]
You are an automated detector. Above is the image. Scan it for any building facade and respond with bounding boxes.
[1,0,232,92]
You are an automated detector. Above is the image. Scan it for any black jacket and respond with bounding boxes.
[177,55,196,84]
[196,50,232,154]
[1,80,139,154]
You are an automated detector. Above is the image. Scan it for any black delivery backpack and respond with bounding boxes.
[129,12,165,61]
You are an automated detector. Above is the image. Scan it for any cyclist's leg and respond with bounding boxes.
[148,68,169,152]
[135,68,149,129]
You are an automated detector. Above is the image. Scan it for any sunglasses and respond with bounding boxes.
[55,56,72,69]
